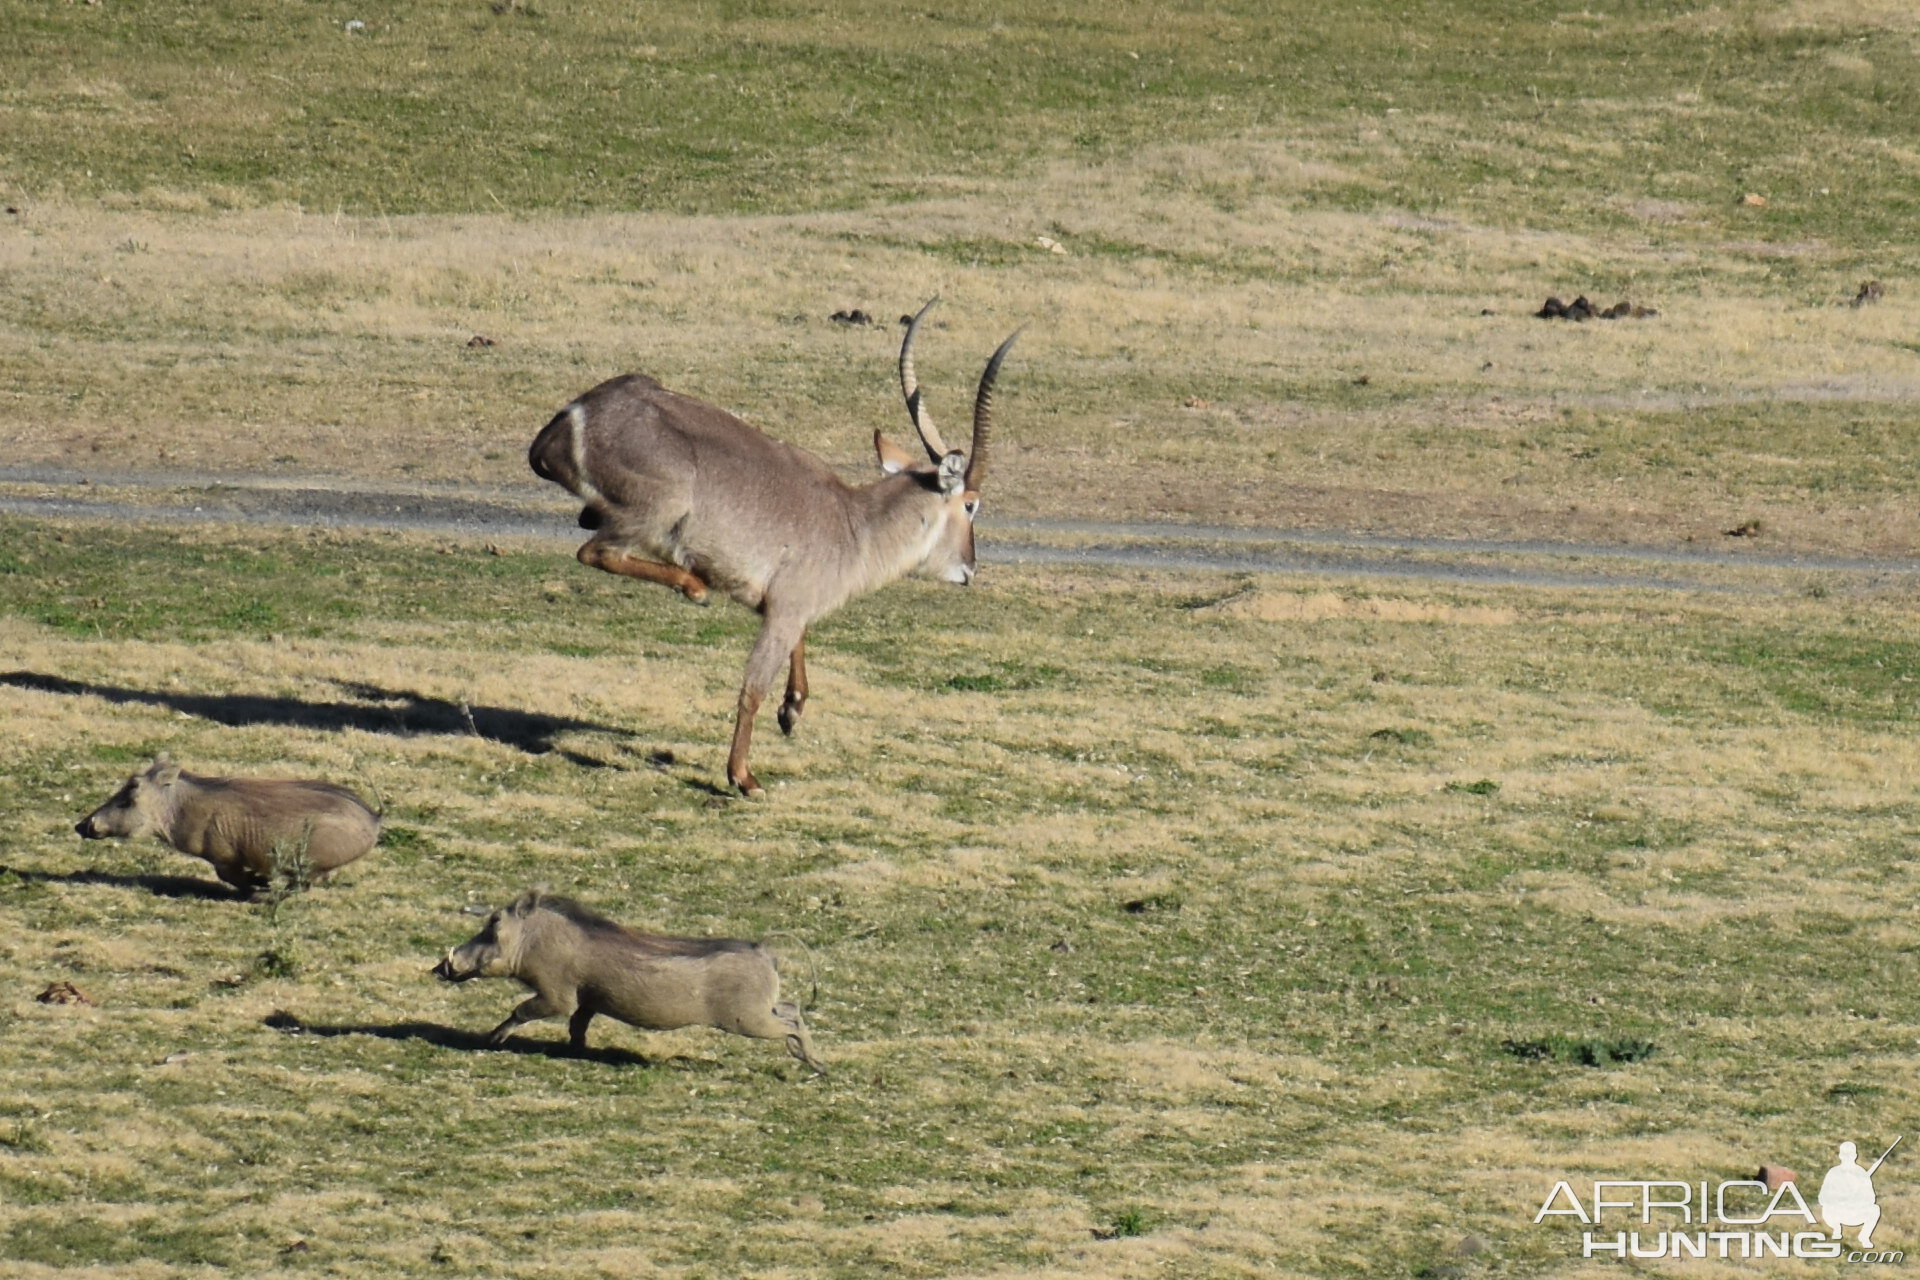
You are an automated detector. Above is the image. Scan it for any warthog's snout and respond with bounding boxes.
[434,948,479,983]
[75,816,98,839]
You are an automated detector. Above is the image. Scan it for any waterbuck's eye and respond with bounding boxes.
[963,498,981,520]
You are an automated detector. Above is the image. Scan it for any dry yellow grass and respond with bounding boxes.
[0,515,1915,1275]
[5,132,1918,554]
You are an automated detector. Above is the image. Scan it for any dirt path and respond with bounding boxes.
[4,466,1917,595]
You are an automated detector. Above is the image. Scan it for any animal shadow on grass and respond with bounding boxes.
[1,671,617,755]
[555,743,734,799]
[0,862,239,901]
[262,1012,705,1070]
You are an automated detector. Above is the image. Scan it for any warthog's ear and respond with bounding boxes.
[508,889,541,917]
[874,429,915,476]
[146,755,182,787]
[937,450,966,496]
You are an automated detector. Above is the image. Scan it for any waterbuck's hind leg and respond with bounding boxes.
[777,634,809,737]
[577,538,710,605]
[729,617,805,798]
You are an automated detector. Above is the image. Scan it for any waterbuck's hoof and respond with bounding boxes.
[733,776,766,800]
[683,584,710,606]
[777,701,804,737]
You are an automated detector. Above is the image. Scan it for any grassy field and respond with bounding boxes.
[0,519,1916,1278]
[3,0,1920,1276]
[4,1,1920,554]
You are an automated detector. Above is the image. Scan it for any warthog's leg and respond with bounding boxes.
[777,633,809,738]
[567,1007,596,1052]
[485,991,576,1046]
[728,615,805,798]
[576,539,710,605]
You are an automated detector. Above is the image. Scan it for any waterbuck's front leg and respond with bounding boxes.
[778,633,808,737]
[729,615,806,798]
[577,537,710,605]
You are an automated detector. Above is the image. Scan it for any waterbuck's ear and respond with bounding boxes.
[873,429,915,475]
[146,755,182,787]
[937,450,966,496]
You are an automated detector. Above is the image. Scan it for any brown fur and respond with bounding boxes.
[528,303,1017,797]
[435,890,826,1075]
[75,754,380,892]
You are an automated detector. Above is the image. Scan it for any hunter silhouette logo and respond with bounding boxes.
[1821,1137,1898,1250]
[1534,1135,1903,1262]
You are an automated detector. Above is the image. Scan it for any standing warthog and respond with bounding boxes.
[74,754,380,893]
[434,889,826,1075]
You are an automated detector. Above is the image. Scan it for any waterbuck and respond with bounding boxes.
[529,299,1019,796]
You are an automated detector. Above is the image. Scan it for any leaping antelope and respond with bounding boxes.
[529,299,1020,797]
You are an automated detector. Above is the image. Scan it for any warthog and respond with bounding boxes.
[75,754,380,893]
[434,889,826,1074]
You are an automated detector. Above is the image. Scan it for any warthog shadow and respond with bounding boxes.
[0,862,240,901]
[262,1012,710,1069]
[1,671,618,755]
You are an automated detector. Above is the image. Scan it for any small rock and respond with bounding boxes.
[1452,1234,1487,1257]
[345,18,366,32]
[1758,1165,1798,1190]
[828,309,872,326]
[1182,396,1210,409]
[1851,280,1885,308]
[1740,192,1767,207]
[1035,235,1068,255]
[1724,518,1763,538]
[1536,296,1568,319]
[37,981,93,1006]
[1049,938,1074,954]
[157,1051,192,1066]
[282,1240,311,1255]
[466,333,497,348]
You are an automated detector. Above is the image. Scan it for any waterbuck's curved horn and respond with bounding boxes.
[898,297,950,463]
[965,328,1021,492]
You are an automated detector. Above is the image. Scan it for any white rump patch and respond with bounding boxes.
[567,402,606,504]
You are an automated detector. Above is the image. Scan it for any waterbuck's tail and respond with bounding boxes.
[761,931,819,1011]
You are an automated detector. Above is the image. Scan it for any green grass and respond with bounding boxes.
[5,0,1917,250]
[1,521,1917,1275]
[3,2,1919,1273]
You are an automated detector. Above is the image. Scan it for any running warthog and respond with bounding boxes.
[434,889,826,1074]
[74,754,380,893]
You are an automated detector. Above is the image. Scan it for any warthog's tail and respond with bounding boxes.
[760,932,819,1011]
